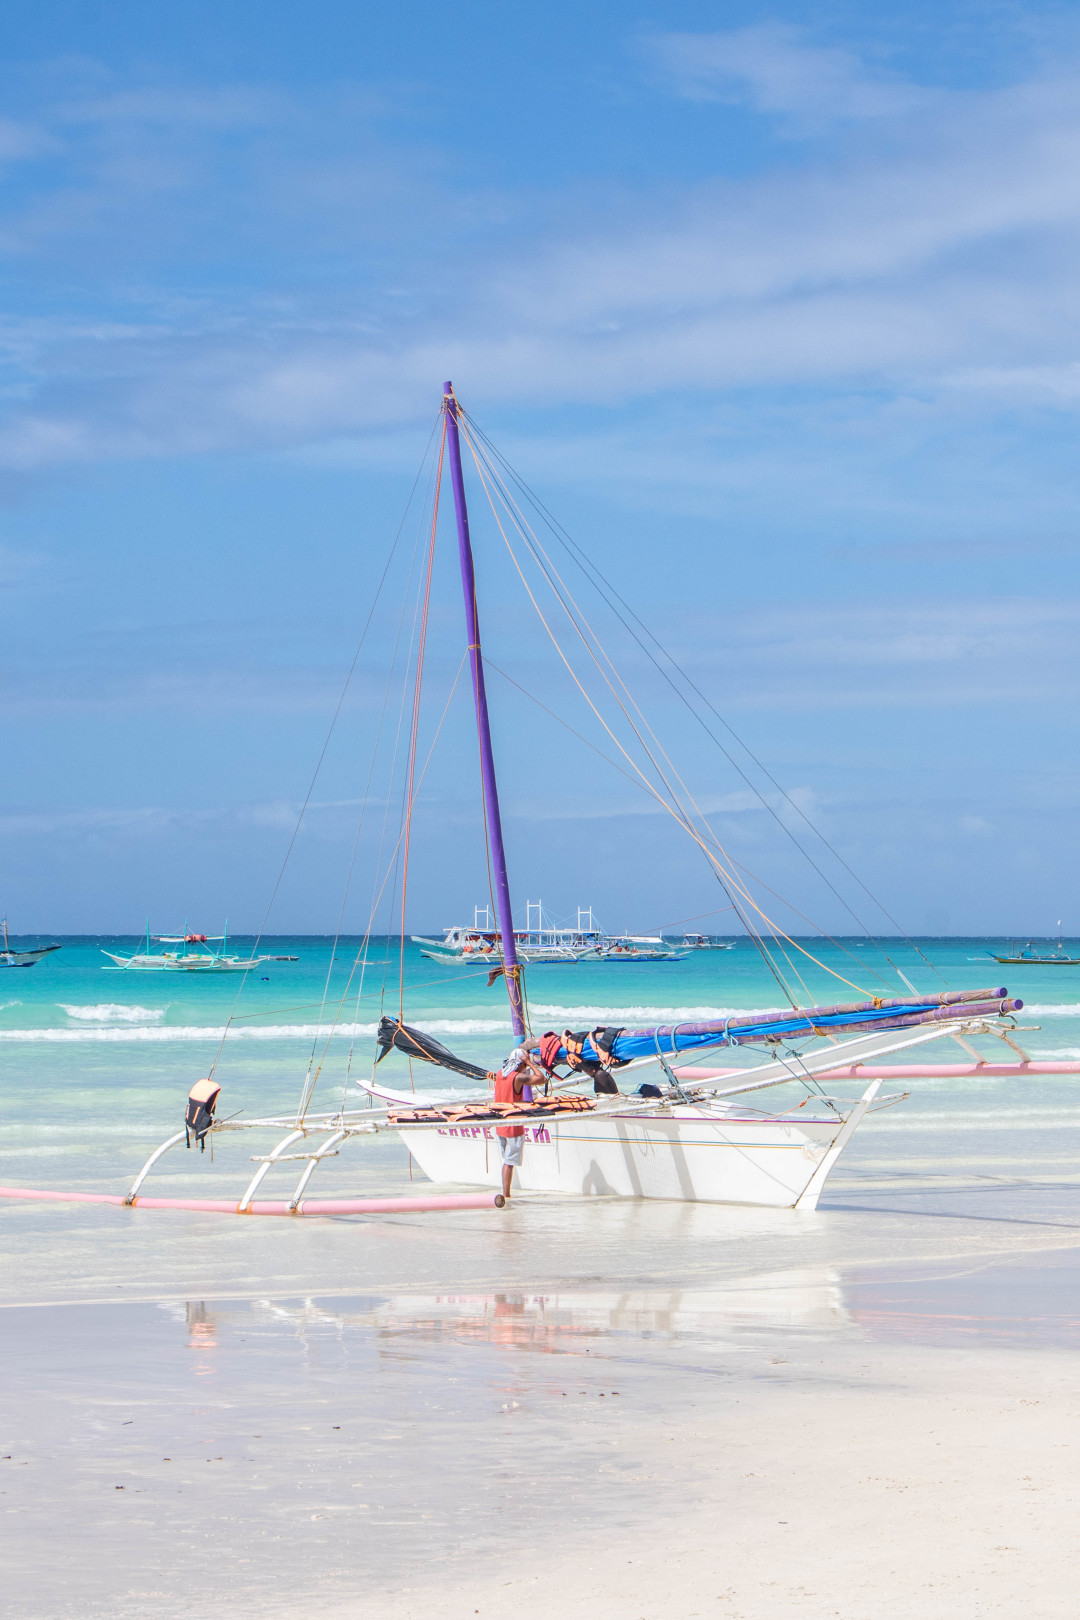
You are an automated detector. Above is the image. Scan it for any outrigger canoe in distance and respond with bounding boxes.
[0,917,60,968]
[990,937,1080,965]
[102,921,298,971]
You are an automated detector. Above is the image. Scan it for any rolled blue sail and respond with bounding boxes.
[548,987,1021,1066]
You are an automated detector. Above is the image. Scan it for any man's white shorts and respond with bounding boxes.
[499,1134,524,1166]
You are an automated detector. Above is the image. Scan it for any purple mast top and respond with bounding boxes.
[443,383,526,1040]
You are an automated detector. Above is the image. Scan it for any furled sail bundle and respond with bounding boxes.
[375,1015,492,1082]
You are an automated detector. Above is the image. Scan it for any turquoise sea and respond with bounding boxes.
[3,932,1080,1210]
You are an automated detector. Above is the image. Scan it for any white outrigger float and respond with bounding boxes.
[5,381,1079,1221]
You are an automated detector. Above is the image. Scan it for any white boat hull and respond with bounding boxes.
[398,1104,854,1209]
[100,952,264,972]
[418,947,583,965]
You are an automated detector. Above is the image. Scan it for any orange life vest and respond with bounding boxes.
[538,1031,563,1072]
[494,1068,527,1137]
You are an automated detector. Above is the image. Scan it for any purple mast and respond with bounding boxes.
[443,382,526,1040]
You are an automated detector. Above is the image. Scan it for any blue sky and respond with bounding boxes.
[2,1,1080,935]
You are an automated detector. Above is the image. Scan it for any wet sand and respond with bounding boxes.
[5,1157,1080,1619]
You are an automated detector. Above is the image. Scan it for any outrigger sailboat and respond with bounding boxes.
[990,925,1080,966]
[0,917,60,968]
[4,382,1076,1220]
[102,922,297,972]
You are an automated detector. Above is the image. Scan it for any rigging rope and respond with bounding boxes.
[459,404,945,989]
[457,416,868,1002]
[398,423,446,1019]
[460,420,866,1000]
[457,421,816,996]
[298,652,469,1117]
[206,417,443,1084]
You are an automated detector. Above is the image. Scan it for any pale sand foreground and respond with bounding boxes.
[5,1157,1080,1620]
[5,1254,1080,1619]
[352,1346,1079,1620]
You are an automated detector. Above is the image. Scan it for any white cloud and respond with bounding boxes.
[943,360,1080,401]
[0,794,380,839]
[510,784,791,822]
[57,86,281,130]
[645,23,925,124]
[0,116,55,164]
[5,50,1080,468]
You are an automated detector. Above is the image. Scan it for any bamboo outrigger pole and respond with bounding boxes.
[443,382,527,1040]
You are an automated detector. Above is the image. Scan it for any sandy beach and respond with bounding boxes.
[5,1148,1080,1619]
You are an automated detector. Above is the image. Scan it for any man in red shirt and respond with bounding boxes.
[493,1040,546,1198]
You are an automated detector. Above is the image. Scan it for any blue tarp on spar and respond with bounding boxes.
[558,988,1021,1065]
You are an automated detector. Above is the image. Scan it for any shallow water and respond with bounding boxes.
[2,934,1080,1297]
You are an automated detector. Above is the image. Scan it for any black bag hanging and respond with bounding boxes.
[185,1078,221,1151]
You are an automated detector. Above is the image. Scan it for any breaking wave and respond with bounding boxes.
[61,1004,166,1023]
[530,1004,780,1023]
[0,1016,512,1044]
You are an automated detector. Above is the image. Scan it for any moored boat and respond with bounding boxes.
[414,903,688,964]
[102,922,297,972]
[990,928,1080,965]
[0,917,60,968]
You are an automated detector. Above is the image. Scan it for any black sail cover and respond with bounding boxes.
[375,1015,491,1082]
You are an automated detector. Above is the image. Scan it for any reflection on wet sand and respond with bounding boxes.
[246,1271,851,1356]
[7,1244,1080,1619]
[185,1300,219,1374]
[239,1241,1080,1363]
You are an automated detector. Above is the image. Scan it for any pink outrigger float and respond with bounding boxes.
[0,1185,503,1216]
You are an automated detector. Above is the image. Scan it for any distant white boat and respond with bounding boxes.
[0,917,61,968]
[671,932,735,950]
[413,907,581,965]
[102,922,297,972]
[413,903,687,965]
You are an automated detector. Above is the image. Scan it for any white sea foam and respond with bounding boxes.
[61,1004,166,1023]
[1017,1004,1080,1016]
[415,1019,510,1035]
[0,1016,511,1044]
[530,1004,781,1023]
[868,1107,1080,1130]
[0,1023,365,1043]
[0,1000,21,1010]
